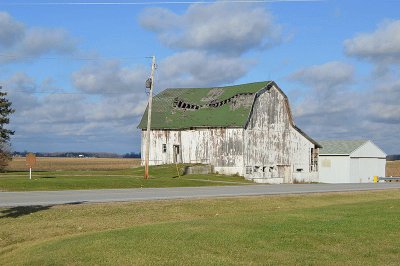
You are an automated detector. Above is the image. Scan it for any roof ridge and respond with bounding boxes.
[163,80,271,91]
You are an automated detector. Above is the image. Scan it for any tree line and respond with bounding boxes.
[13,151,141,158]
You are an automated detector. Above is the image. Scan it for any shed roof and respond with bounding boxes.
[318,140,368,155]
[138,81,272,129]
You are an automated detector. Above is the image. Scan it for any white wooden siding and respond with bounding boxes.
[243,86,317,183]
[319,156,350,183]
[350,158,386,183]
[142,128,245,175]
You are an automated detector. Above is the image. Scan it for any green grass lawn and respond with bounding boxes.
[0,164,252,191]
[1,190,399,265]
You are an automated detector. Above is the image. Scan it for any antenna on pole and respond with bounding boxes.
[144,55,156,179]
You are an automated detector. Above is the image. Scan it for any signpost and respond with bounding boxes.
[26,153,36,180]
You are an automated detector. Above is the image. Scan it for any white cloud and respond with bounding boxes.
[287,61,361,140]
[0,11,77,63]
[72,60,148,94]
[0,11,24,48]
[20,28,76,56]
[139,7,179,33]
[158,51,253,88]
[288,60,400,154]
[289,61,354,91]
[140,2,282,55]
[367,78,400,124]
[342,19,400,127]
[5,72,37,92]
[4,72,147,153]
[344,20,400,63]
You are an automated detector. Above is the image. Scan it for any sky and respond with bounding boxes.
[0,0,399,155]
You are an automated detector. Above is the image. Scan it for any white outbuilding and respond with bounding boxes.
[318,140,386,183]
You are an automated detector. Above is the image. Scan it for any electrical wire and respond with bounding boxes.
[1,1,323,6]
[0,53,151,62]
[7,90,139,95]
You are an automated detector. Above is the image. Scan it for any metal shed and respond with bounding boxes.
[318,140,386,183]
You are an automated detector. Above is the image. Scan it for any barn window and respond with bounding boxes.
[162,144,167,153]
[246,166,252,174]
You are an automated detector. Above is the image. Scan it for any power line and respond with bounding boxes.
[0,53,150,62]
[6,90,138,95]
[1,0,323,6]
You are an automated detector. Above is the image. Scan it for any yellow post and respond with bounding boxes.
[373,176,379,183]
[175,163,181,178]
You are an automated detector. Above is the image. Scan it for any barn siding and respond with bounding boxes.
[243,86,317,183]
[290,127,319,182]
[142,128,244,175]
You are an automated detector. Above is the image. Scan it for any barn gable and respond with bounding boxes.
[243,84,320,183]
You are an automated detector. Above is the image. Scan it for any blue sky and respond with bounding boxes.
[0,0,399,154]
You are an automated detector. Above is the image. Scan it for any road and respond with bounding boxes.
[1,183,400,207]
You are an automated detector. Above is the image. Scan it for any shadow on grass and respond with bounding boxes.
[41,176,56,179]
[0,201,86,219]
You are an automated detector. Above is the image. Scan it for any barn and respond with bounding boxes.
[318,140,386,183]
[138,81,321,184]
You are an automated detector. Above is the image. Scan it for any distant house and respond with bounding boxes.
[138,81,321,184]
[318,140,386,183]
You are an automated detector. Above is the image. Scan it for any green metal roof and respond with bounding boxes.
[318,140,368,155]
[138,81,272,129]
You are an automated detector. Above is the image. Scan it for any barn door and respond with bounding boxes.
[173,145,181,163]
[278,165,292,183]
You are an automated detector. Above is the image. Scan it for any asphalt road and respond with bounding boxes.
[1,183,400,207]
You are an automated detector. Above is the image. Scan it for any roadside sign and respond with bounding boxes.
[26,153,36,167]
[26,153,36,180]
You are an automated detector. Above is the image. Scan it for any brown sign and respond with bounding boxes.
[26,153,36,168]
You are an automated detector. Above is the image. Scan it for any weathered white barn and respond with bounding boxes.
[318,140,386,183]
[138,81,321,184]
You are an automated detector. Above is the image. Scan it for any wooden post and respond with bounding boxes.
[26,153,36,180]
[144,56,156,179]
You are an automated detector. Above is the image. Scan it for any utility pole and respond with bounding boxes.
[144,55,156,179]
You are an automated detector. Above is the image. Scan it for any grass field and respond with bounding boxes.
[0,190,399,265]
[0,163,251,191]
[5,157,141,171]
[7,157,399,175]
[2,157,399,192]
